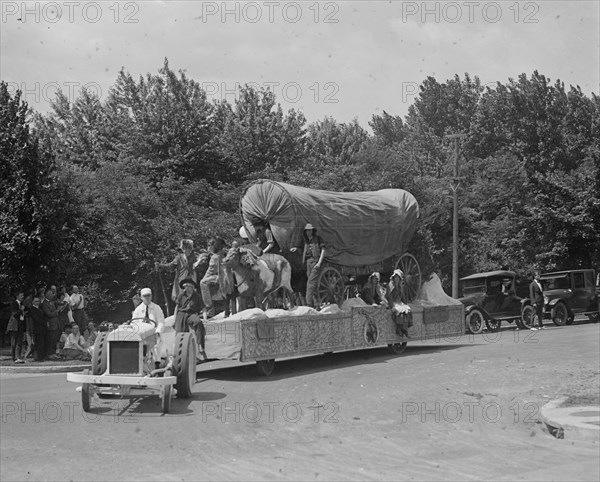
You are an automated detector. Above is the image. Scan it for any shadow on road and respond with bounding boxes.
[87,390,227,417]
[200,343,469,382]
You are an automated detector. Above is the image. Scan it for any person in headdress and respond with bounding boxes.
[199,238,228,319]
[155,239,204,302]
[237,226,262,256]
[387,269,413,337]
[362,272,388,307]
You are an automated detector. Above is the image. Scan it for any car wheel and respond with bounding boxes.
[521,305,536,329]
[485,318,502,333]
[552,302,569,326]
[466,308,485,334]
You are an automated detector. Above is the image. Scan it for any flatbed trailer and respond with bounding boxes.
[203,298,465,376]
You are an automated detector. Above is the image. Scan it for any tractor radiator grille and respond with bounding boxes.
[109,341,139,374]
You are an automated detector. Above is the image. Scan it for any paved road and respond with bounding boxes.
[1,322,599,481]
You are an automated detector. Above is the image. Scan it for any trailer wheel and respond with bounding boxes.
[395,253,421,302]
[81,369,92,412]
[552,302,569,326]
[387,342,407,354]
[317,266,344,306]
[161,371,173,414]
[256,359,275,376]
[173,332,196,398]
[92,332,108,375]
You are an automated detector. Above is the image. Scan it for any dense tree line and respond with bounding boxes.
[2,59,598,312]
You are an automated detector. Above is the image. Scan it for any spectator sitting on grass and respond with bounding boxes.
[83,322,97,346]
[61,324,91,361]
[58,325,70,351]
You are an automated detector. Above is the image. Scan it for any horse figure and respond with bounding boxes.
[222,246,295,311]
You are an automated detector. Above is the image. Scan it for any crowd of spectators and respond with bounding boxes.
[3,284,93,363]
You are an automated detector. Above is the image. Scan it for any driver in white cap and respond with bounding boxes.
[132,288,165,329]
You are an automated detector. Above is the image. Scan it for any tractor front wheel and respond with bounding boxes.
[173,332,197,398]
[81,369,92,412]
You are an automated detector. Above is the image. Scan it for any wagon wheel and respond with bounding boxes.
[395,253,422,302]
[317,266,345,306]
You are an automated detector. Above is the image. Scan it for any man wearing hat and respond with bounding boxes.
[291,223,327,309]
[174,279,203,334]
[132,288,165,329]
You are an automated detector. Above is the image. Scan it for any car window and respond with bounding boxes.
[462,279,486,295]
[541,276,570,290]
[584,271,594,288]
[573,273,585,289]
[488,279,503,295]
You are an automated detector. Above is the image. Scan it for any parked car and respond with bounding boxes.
[524,269,600,326]
[458,271,531,334]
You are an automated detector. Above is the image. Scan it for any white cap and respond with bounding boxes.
[140,288,152,296]
[239,226,248,239]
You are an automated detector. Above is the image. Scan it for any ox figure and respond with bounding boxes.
[223,246,295,311]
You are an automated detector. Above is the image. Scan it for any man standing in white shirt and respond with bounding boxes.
[132,288,165,329]
[69,285,86,333]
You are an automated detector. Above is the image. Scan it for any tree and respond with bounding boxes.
[216,85,306,182]
[369,111,405,147]
[0,82,72,290]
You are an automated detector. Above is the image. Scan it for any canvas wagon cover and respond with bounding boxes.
[240,180,419,267]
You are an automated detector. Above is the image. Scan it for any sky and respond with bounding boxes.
[1,0,599,127]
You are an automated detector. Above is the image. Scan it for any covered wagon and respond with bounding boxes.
[239,180,422,305]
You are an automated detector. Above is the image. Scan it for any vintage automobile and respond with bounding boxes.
[459,271,531,334]
[526,269,600,326]
[66,317,196,414]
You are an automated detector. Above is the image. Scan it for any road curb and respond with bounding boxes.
[0,364,90,374]
[541,397,600,442]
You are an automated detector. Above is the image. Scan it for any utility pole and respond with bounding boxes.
[445,134,466,298]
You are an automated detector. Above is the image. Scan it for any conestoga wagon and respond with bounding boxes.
[239,179,422,304]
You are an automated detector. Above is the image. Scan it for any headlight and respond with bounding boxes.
[544,296,549,305]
